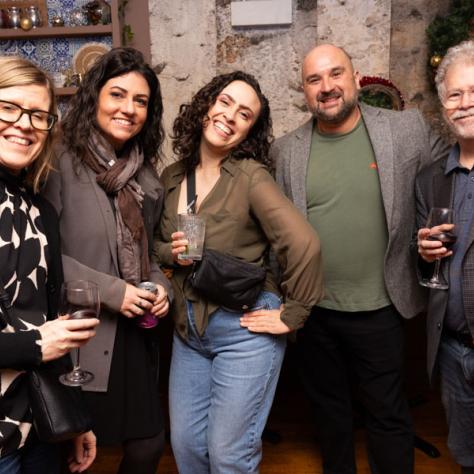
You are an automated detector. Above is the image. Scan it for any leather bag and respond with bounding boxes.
[190,248,266,311]
[0,287,92,443]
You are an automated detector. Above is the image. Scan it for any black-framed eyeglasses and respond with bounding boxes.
[0,100,57,131]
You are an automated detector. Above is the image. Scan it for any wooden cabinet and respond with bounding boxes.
[0,0,121,95]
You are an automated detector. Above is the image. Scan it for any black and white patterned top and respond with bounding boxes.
[0,169,49,457]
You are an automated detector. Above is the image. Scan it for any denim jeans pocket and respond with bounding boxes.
[248,291,281,312]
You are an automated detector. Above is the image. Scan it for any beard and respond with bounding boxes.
[310,90,359,124]
[445,106,474,140]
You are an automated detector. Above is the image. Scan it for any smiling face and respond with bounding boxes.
[96,71,150,150]
[0,84,50,175]
[302,45,360,132]
[442,61,474,142]
[200,80,262,159]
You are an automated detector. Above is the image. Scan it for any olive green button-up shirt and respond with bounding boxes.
[154,157,323,340]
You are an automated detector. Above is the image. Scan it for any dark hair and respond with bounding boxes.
[172,70,273,171]
[61,47,164,166]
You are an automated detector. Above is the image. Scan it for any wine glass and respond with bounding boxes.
[59,280,100,386]
[419,207,456,290]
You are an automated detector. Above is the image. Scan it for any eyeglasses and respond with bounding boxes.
[0,100,57,131]
[442,87,474,110]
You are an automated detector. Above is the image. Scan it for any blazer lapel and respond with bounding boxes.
[361,104,395,226]
[85,166,120,273]
[291,119,313,217]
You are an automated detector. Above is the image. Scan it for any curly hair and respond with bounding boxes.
[61,47,164,167]
[172,71,274,171]
[0,56,57,193]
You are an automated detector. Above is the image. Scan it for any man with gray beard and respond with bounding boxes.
[417,40,474,474]
[271,44,449,474]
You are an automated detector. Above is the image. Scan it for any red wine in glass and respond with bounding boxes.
[427,231,457,250]
[420,207,455,290]
[70,309,98,320]
[59,280,100,387]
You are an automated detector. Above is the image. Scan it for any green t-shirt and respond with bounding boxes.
[306,119,391,312]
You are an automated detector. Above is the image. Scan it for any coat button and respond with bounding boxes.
[104,350,109,355]
[437,323,441,330]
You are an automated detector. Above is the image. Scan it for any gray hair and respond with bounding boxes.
[435,40,474,101]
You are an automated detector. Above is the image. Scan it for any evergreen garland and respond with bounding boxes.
[427,0,474,58]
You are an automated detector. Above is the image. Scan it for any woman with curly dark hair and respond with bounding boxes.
[42,47,172,473]
[154,71,323,473]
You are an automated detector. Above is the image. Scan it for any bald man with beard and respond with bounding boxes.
[271,44,449,474]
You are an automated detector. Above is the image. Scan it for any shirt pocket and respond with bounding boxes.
[203,211,240,253]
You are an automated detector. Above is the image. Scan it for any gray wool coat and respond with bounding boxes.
[270,103,450,320]
[42,146,172,392]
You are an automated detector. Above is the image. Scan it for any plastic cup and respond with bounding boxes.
[177,213,206,261]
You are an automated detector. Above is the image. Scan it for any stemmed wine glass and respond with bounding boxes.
[419,207,456,290]
[59,280,100,386]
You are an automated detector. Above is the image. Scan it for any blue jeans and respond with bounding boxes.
[0,439,60,474]
[169,291,286,474]
[439,334,474,467]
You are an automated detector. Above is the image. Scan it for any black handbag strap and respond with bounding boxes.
[186,169,197,214]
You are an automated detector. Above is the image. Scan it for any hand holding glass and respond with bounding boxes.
[177,213,206,261]
[59,280,100,386]
[419,207,456,290]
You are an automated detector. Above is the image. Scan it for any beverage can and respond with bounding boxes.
[136,281,158,329]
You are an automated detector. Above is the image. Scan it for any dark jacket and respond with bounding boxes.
[415,154,466,382]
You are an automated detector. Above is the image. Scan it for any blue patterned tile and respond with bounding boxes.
[0,0,113,80]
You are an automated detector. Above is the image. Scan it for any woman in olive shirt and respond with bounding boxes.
[154,71,323,474]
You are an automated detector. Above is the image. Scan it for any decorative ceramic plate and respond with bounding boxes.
[73,42,110,76]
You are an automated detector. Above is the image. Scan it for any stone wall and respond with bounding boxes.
[390,0,452,136]
[149,0,454,159]
[149,0,217,158]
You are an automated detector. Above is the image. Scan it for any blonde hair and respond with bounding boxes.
[0,56,57,192]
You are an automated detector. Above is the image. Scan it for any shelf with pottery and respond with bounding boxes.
[0,24,114,40]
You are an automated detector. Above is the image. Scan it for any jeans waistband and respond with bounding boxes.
[444,328,474,350]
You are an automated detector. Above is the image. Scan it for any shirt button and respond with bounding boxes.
[469,193,473,199]
[437,322,441,330]
[470,177,474,181]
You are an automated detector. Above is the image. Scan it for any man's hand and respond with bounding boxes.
[417,223,455,263]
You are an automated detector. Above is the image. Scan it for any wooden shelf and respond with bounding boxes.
[0,24,113,41]
[54,86,78,96]
[0,0,121,98]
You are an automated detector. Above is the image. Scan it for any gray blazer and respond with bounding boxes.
[42,146,171,392]
[271,103,450,320]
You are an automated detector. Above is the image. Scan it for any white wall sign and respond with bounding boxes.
[231,0,292,27]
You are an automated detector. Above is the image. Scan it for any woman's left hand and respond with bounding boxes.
[150,284,169,318]
[68,430,97,472]
[240,306,291,334]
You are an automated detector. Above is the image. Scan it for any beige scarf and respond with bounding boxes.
[84,131,150,284]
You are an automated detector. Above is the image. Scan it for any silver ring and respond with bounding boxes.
[138,299,143,307]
